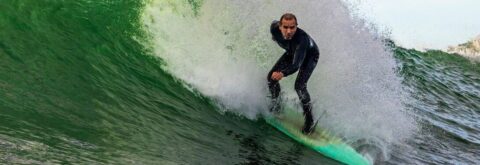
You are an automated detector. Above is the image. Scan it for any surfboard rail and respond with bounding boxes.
[265,109,370,165]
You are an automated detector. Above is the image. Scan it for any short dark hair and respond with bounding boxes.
[280,13,298,25]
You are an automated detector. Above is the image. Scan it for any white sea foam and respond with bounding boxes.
[142,0,417,161]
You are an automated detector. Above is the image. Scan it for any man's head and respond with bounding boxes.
[279,13,298,40]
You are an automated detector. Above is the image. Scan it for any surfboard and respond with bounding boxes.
[265,108,371,165]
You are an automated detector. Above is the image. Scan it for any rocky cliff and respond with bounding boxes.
[447,35,480,57]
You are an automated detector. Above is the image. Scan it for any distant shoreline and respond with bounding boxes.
[447,35,480,58]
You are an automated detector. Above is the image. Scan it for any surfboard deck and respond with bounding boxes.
[265,108,370,165]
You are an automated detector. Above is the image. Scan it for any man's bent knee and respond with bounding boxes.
[295,87,311,104]
[294,82,305,91]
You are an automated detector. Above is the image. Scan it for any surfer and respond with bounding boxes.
[268,13,319,134]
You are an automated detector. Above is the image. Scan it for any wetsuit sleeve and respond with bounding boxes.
[270,20,279,41]
[281,35,309,77]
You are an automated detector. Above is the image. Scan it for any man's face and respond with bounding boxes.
[279,19,297,40]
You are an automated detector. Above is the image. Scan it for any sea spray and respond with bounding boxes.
[142,0,417,161]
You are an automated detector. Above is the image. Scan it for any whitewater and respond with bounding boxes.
[143,0,416,161]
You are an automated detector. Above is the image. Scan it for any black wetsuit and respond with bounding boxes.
[267,20,319,132]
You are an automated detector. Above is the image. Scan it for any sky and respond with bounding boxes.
[348,0,480,50]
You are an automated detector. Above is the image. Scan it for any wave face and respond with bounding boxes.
[393,48,480,164]
[0,0,478,164]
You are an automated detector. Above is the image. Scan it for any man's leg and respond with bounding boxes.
[295,55,318,134]
[267,52,291,112]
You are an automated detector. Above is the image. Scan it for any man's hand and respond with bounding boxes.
[271,71,284,81]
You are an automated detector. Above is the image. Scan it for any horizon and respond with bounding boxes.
[347,0,480,50]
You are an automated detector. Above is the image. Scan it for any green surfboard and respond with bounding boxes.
[265,108,371,165]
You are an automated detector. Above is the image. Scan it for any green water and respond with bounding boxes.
[0,1,338,164]
[1,0,479,164]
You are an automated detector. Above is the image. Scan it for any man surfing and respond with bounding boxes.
[268,13,319,135]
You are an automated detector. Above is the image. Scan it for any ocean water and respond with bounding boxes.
[1,0,478,164]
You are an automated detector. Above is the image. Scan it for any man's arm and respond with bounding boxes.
[270,20,284,81]
[281,35,309,77]
[270,20,279,41]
